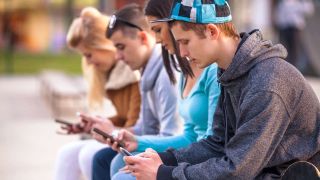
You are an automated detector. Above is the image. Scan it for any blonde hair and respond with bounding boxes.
[67,7,115,51]
[66,7,115,112]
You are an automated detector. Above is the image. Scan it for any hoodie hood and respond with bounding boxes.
[105,60,140,90]
[219,30,288,86]
[140,44,163,91]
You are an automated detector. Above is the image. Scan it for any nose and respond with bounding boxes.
[115,51,123,61]
[85,57,94,64]
[155,34,162,44]
[179,45,189,58]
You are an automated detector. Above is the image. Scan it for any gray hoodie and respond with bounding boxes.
[157,30,320,180]
[132,44,180,136]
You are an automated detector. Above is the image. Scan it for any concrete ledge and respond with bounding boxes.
[39,71,87,119]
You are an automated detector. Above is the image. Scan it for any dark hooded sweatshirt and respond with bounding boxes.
[157,30,320,180]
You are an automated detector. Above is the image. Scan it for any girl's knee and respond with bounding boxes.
[112,171,135,180]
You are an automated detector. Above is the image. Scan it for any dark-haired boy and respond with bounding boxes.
[91,4,181,180]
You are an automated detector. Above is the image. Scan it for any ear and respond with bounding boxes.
[138,31,148,45]
[206,24,220,40]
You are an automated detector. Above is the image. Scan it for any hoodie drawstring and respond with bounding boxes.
[220,85,229,147]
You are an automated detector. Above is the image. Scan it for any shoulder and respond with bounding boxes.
[153,68,177,98]
[156,67,174,87]
[248,58,305,92]
[128,81,140,90]
[244,58,313,108]
[200,63,219,90]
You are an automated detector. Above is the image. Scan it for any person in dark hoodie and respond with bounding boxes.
[122,0,320,179]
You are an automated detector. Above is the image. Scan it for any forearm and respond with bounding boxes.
[157,165,176,180]
[168,92,291,179]
[156,150,180,180]
[159,150,178,166]
[136,133,196,152]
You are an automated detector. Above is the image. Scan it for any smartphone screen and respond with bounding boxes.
[120,147,133,156]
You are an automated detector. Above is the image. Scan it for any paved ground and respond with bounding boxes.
[0,75,319,180]
[0,76,78,180]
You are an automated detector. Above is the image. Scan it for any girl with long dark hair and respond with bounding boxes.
[92,1,221,179]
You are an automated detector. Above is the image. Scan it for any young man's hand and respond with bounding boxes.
[112,129,137,152]
[91,118,116,144]
[123,148,163,180]
[97,129,138,152]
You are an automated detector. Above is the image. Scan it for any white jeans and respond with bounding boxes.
[54,140,107,180]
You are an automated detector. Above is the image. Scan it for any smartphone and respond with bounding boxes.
[119,147,133,156]
[92,128,125,148]
[55,119,74,126]
[55,118,84,130]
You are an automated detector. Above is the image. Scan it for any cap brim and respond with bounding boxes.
[149,18,173,23]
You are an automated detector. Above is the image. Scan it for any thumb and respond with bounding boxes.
[117,130,125,140]
[124,155,139,164]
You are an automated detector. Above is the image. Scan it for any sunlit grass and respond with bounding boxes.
[0,51,82,75]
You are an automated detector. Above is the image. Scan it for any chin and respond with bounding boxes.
[196,63,208,69]
[128,64,136,70]
[98,67,108,72]
[168,49,174,55]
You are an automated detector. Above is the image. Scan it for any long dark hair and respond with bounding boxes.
[145,0,194,84]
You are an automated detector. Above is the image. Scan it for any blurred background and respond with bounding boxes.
[0,0,319,179]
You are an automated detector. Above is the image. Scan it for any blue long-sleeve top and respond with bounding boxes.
[136,63,220,152]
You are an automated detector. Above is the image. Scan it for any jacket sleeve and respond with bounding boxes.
[156,94,226,180]
[166,91,292,180]
[132,109,144,135]
[135,119,198,152]
[123,83,141,127]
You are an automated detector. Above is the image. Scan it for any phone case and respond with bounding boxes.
[120,147,133,156]
[93,128,125,147]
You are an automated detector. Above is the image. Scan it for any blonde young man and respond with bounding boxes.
[123,0,320,180]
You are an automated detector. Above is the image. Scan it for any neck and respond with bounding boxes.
[217,36,241,70]
[190,62,203,78]
[142,37,157,69]
[141,42,156,72]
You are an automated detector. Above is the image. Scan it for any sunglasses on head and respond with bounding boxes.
[108,15,143,31]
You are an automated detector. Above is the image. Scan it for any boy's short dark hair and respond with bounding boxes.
[169,21,239,39]
[106,3,150,39]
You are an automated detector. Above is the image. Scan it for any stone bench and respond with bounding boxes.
[39,70,87,119]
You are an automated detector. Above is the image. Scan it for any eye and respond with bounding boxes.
[116,44,125,51]
[84,53,92,59]
[152,26,161,34]
[154,28,161,33]
[179,40,189,45]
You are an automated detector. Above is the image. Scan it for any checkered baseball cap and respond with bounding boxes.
[152,0,232,24]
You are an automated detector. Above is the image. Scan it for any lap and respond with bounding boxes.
[112,171,136,180]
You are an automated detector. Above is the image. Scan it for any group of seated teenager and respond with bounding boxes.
[54,0,320,180]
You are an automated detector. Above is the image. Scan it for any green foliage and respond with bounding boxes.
[0,52,82,75]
